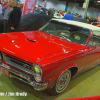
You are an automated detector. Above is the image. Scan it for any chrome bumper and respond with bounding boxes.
[0,62,48,91]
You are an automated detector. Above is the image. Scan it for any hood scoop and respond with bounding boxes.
[24,32,37,43]
[27,38,37,43]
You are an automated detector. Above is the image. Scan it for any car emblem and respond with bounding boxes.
[23,64,28,68]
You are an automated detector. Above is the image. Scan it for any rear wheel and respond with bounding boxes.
[47,69,71,95]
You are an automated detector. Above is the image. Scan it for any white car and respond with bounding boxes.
[53,13,64,19]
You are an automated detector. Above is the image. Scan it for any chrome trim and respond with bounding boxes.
[9,71,48,91]
[11,73,48,91]
[34,83,48,91]
[0,63,10,69]
[72,62,100,78]
[5,55,34,75]
[10,74,30,84]
[0,63,48,91]
[10,70,30,82]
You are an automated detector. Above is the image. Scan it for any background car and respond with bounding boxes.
[18,13,52,31]
[53,13,64,19]
[0,13,52,33]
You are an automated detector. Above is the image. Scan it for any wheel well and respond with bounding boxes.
[69,67,78,77]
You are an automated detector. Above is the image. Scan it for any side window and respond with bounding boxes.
[88,35,100,46]
[88,36,93,46]
[93,35,100,45]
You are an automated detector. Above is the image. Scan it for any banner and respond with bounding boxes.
[98,16,100,21]
[22,0,37,15]
[41,1,46,8]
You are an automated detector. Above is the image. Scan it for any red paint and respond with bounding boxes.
[0,29,99,89]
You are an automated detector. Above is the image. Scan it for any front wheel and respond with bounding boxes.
[47,69,71,95]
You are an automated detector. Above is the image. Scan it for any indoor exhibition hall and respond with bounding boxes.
[0,0,100,100]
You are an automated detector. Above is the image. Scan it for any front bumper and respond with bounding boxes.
[0,62,48,91]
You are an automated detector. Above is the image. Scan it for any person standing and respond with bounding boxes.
[7,0,21,32]
[2,1,13,32]
[63,10,74,20]
[2,1,7,7]
[0,2,2,16]
[51,8,54,17]
[48,8,51,16]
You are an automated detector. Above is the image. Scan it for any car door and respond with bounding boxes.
[84,34,100,70]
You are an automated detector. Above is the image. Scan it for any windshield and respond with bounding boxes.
[39,20,90,45]
[56,14,61,16]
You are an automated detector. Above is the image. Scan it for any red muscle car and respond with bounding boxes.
[0,19,100,95]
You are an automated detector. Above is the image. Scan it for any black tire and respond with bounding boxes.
[47,69,71,95]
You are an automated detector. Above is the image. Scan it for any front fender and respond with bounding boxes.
[47,64,78,89]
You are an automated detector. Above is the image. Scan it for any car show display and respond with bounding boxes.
[0,13,52,33]
[0,18,100,95]
[18,13,52,31]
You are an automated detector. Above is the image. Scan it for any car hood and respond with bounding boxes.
[0,31,84,63]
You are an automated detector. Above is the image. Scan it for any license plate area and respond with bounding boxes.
[0,63,10,77]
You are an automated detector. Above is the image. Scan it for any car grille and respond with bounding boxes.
[10,67,33,83]
[5,55,34,75]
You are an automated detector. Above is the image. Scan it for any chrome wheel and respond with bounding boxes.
[55,70,71,93]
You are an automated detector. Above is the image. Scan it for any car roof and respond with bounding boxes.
[51,18,100,36]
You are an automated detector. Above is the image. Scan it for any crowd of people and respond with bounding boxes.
[34,6,98,23]
[86,16,97,23]
[0,0,23,16]
[0,0,99,33]
[34,7,55,17]
[0,0,22,32]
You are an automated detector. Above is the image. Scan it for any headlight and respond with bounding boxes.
[34,64,42,73]
[33,63,42,82]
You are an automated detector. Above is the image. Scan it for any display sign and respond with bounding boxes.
[98,16,100,21]
[22,0,37,15]
[42,1,46,7]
